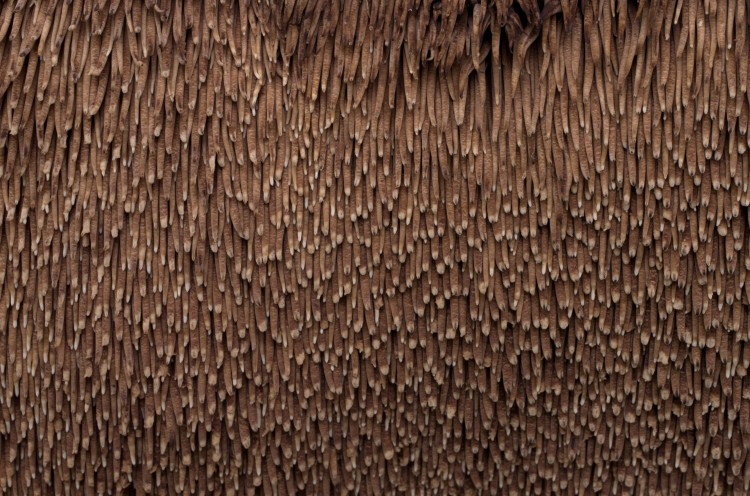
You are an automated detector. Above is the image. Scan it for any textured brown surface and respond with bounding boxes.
[1,0,750,494]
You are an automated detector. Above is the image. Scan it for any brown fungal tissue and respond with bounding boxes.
[2,0,750,493]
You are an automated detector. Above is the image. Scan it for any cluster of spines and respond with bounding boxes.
[1,0,750,494]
